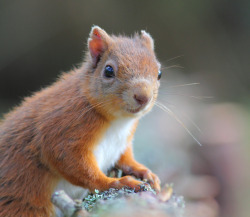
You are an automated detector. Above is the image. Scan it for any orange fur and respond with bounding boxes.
[117,121,161,192]
[0,26,161,216]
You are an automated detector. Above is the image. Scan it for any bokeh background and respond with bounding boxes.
[0,1,249,217]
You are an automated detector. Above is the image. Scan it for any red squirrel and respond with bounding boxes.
[0,26,162,217]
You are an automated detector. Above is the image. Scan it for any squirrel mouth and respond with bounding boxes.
[126,106,143,114]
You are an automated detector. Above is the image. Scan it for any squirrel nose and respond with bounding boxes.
[134,94,149,106]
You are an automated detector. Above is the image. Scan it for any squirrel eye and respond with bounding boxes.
[104,65,115,78]
[157,70,162,80]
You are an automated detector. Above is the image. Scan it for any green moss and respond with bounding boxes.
[82,184,185,217]
[83,185,155,212]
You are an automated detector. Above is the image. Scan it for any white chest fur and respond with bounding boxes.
[94,118,135,173]
[54,118,136,203]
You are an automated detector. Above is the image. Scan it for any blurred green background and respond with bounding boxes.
[0,1,249,217]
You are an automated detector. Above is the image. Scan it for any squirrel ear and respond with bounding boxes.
[140,30,154,50]
[88,26,110,67]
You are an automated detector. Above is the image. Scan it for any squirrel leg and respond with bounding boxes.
[117,145,161,192]
[46,146,145,192]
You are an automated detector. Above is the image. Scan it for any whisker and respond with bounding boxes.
[158,93,213,100]
[77,99,112,119]
[162,83,200,88]
[75,84,120,120]
[155,101,202,146]
[164,55,184,63]
[161,65,184,70]
[158,99,202,133]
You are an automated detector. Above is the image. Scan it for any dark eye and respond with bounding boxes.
[157,70,162,80]
[104,65,115,78]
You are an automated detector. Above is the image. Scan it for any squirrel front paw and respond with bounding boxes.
[137,169,161,192]
[123,167,161,192]
[109,176,146,192]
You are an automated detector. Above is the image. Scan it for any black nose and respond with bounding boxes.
[134,94,149,106]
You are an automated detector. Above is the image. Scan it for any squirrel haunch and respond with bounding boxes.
[0,26,161,217]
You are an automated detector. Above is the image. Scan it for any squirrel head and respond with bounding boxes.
[82,26,161,119]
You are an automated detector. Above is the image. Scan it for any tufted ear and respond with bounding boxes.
[140,30,154,50]
[88,26,110,67]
